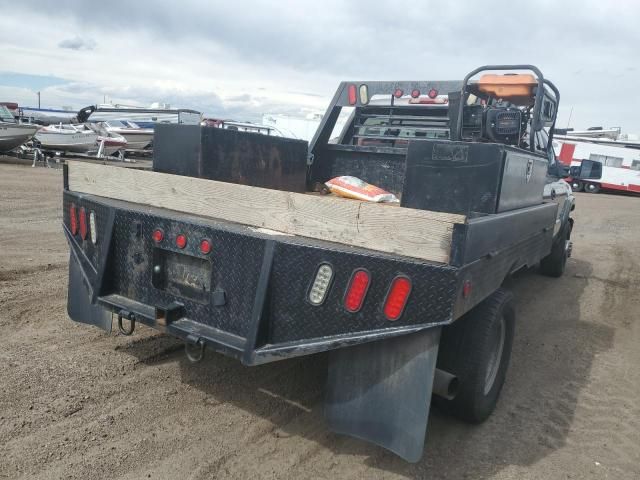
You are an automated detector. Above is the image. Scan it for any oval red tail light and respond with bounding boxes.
[79,207,88,240]
[152,228,164,243]
[175,234,187,249]
[344,269,371,313]
[383,276,412,321]
[69,204,78,235]
[199,238,212,254]
[347,84,357,105]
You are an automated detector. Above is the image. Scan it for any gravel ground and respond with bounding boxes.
[0,163,638,479]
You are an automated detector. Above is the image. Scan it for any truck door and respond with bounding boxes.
[542,134,571,236]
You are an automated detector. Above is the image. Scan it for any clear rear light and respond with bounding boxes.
[69,204,78,235]
[383,276,412,321]
[308,263,334,306]
[359,84,369,105]
[344,269,371,313]
[89,211,97,245]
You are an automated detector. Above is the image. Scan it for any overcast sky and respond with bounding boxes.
[1,0,639,131]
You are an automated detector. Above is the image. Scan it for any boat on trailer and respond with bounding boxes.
[0,105,39,153]
[101,120,154,150]
[34,124,99,153]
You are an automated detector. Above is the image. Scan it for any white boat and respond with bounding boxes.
[0,105,39,153]
[35,124,99,153]
[102,120,154,150]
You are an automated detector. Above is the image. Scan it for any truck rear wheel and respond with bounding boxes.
[584,182,600,193]
[435,289,515,423]
[570,180,583,192]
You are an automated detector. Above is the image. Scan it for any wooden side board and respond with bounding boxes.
[67,161,466,264]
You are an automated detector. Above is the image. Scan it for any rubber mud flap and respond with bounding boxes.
[325,328,441,462]
[67,253,112,333]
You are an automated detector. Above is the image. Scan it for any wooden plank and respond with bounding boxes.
[67,161,466,263]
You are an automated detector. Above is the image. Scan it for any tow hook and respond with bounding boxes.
[185,335,205,363]
[117,310,136,336]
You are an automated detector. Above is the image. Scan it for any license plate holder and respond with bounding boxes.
[152,248,212,304]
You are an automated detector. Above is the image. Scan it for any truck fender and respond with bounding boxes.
[325,327,441,462]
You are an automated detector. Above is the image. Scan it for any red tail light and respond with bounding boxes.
[383,276,412,321]
[411,89,420,98]
[79,207,88,240]
[393,88,403,98]
[69,204,78,235]
[199,238,212,254]
[175,233,187,249]
[344,269,371,313]
[428,88,438,99]
[347,84,357,105]
[462,279,472,298]
[152,228,164,243]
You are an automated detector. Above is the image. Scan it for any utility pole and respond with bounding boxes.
[37,91,41,109]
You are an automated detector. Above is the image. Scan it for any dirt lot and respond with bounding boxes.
[0,163,638,479]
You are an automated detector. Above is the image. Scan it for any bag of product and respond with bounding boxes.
[325,176,399,203]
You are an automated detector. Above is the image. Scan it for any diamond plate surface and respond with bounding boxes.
[64,191,459,347]
[268,242,458,343]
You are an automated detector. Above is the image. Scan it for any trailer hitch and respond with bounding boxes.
[185,335,205,363]
[117,310,136,336]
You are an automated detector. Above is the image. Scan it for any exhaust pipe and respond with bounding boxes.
[432,368,459,400]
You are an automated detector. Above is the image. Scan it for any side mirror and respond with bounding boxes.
[547,161,570,178]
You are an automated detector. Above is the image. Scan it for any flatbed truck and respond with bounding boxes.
[63,65,574,462]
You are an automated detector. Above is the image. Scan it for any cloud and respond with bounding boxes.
[0,0,639,131]
[58,36,96,51]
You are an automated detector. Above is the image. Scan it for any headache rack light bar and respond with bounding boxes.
[331,81,464,108]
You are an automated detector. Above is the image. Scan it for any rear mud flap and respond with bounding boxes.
[67,252,112,333]
[325,327,441,462]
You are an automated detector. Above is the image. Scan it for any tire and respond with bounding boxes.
[435,289,515,423]
[570,180,583,192]
[540,221,571,278]
[584,182,600,193]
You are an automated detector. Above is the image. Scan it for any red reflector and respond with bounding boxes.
[428,88,438,99]
[175,234,187,249]
[347,84,357,105]
[344,269,371,313]
[411,89,420,98]
[79,207,87,240]
[462,279,472,298]
[199,238,212,254]
[393,88,403,98]
[383,276,412,321]
[69,204,78,235]
[152,228,164,243]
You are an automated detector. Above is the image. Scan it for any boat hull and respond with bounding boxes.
[117,132,153,150]
[0,124,39,152]
[35,131,99,153]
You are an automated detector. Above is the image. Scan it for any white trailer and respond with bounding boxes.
[554,136,640,193]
